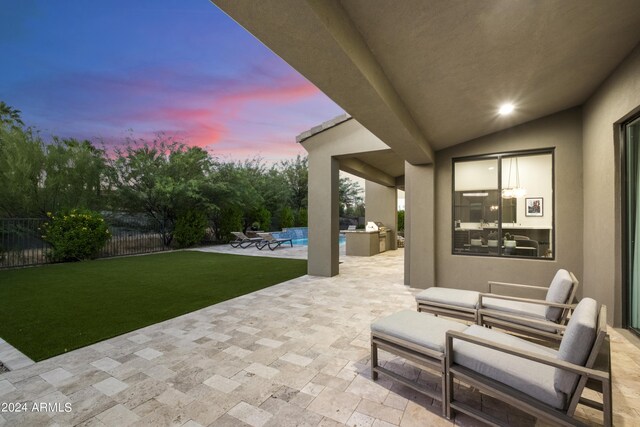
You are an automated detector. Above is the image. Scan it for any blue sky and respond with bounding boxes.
[0,0,344,161]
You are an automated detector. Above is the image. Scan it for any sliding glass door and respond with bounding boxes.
[625,115,640,333]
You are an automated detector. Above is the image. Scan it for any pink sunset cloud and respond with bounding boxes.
[9,60,343,161]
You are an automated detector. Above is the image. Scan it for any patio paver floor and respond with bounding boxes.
[1,249,639,426]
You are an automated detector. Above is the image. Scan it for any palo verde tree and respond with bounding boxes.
[108,138,217,246]
[339,176,364,217]
[0,102,106,217]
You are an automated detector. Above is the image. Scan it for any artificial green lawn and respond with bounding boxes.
[0,251,307,361]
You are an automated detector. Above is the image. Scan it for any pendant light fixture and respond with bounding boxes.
[501,157,526,199]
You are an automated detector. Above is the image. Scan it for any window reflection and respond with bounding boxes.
[452,151,553,259]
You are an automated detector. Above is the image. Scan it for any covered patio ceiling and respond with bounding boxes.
[212,0,640,164]
[337,149,405,189]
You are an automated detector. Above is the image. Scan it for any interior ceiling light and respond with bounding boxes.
[501,157,526,199]
[498,103,515,115]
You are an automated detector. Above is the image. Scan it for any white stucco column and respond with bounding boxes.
[307,153,340,276]
[404,162,435,288]
[365,181,398,250]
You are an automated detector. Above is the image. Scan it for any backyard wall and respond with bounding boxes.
[433,108,583,293]
[583,43,640,326]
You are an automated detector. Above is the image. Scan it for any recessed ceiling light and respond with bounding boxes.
[488,167,495,170]
[498,103,515,115]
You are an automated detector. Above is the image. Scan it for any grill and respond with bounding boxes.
[366,221,389,252]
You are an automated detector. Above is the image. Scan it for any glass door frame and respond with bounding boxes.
[622,112,640,336]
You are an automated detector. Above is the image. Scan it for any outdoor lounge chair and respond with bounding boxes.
[477,270,579,341]
[229,231,262,248]
[415,269,579,340]
[256,232,293,251]
[446,297,611,426]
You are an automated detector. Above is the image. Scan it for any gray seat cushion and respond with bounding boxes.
[453,325,566,409]
[415,288,479,309]
[555,298,599,394]
[544,269,574,321]
[482,297,547,319]
[481,297,558,333]
[371,310,468,353]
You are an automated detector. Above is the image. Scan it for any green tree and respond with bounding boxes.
[174,210,208,248]
[0,104,108,217]
[0,101,24,128]
[42,138,106,213]
[215,206,243,242]
[109,139,216,246]
[397,210,405,232]
[253,207,271,231]
[209,161,262,238]
[339,176,364,216]
[280,155,308,211]
[0,126,45,217]
[280,205,294,228]
[296,207,308,227]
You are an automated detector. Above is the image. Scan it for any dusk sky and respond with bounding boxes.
[0,0,345,162]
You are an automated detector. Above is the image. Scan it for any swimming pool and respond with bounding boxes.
[291,236,346,246]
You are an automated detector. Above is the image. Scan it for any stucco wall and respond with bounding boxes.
[434,108,583,293]
[583,44,640,326]
[405,163,435,288]
[365,181,398,249]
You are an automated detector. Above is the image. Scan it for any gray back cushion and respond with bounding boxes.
[554,298,599,394]
[545,269,574,321]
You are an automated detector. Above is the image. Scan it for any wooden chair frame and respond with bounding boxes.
[371,331,449,416]
[478,273,579,341]
[445,305,612,426]
[416,299,477,322]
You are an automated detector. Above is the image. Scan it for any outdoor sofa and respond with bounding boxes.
[371,297,611,426]
[415,269,579,340]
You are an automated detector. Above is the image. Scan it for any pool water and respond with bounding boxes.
[291,236,346,246]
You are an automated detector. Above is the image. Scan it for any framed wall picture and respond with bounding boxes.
[525,197,543,217]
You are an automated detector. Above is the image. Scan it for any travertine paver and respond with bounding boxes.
[1,248,639,426]
[92,377,129,397]
[228,401,272,427]
[90,357,121,372]
[39,368,73,386]
[133,347,163,361]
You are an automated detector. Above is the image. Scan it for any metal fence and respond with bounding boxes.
[0,215,172,270]
[0,218,49,269]
[99,214,166,259]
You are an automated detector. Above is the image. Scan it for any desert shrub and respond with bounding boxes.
[280,206,294,229]
[254,207,271,231]
[217,206,243,242]
[174,210,208,248]
[42,209,110,261]
[295,208,307,227]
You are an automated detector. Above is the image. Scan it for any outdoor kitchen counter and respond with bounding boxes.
[344,230,387,256]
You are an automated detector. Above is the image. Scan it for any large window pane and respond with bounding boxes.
[453,151,554,259]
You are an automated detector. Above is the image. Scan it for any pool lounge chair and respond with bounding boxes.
[256,232,293,251]
[230,231,262,248]
[446,298,611,426]
[416,269,579,340]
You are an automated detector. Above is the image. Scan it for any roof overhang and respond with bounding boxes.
[211,0,640,162]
